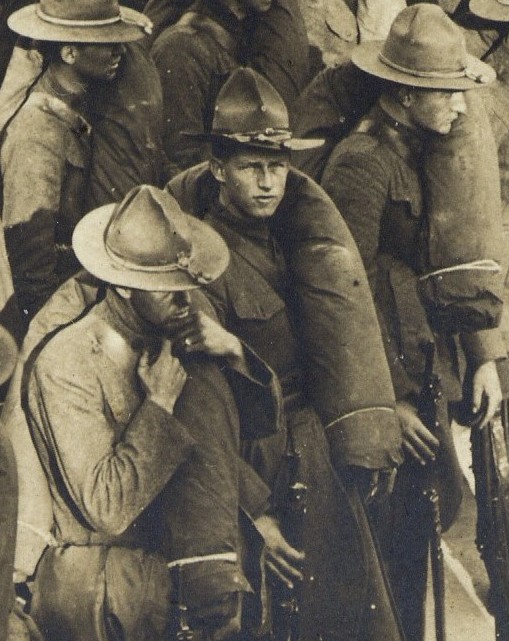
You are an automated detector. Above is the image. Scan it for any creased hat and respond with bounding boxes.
[470,0,509,22]
[352,3,495,90]
[8,0,152,43]
[184,67,324,151]
[73,185,229,291]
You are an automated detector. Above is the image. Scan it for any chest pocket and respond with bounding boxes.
[380,164,423,269]
[229,276,293,370]
[231,287,285,321]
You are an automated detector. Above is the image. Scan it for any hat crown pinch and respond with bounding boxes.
[104,185,194,272]
[381,3,469,78]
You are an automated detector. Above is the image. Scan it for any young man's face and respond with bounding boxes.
[213,148,290,220]
[71,42,126,82]
[407,88,467,135]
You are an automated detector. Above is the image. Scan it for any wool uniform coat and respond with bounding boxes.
[169,164,405,641]
[1,71,91,323]
[320,103,506,640]
[7,276,280,641]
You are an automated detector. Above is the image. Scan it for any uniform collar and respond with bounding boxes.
[373,102,425,164]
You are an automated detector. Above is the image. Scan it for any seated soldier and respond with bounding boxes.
[21,185,301,641]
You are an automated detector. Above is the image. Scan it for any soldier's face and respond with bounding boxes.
[407,89,467,135]
[213,149,290,220]
[129,289,192,328]
[71,42,126,82]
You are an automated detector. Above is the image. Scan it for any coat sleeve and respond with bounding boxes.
[2,116,68,320]
[321,146,418,403]
[28,354,196,537]
[280,170,403,470]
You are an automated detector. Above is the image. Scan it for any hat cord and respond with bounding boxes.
[36,6,121,26]
[378,52,487,83]
[105,243,213,284]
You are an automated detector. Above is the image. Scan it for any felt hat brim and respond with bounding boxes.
[352,40,496,90]
[182,132,325,152]
[469,0,509,22]
[8,5,148,42]
[73,205,230,291]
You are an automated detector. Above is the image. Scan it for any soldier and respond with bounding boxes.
[1,0,151,324]
[169,67,406,641]
[320,5,505,639]
[22,184,299,641]
[150,0,310,174]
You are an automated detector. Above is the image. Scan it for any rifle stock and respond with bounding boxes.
[273,442,308,641]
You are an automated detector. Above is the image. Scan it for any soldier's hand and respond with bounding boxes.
[138,339,187,414]
[396,400,439,466]
[190,592,242,641]
[173,311,244,360]
[472,360,502,428]
[364,468,397,505]
[254,514,304,590]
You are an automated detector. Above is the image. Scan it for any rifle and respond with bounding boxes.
[168,564,194,641]
[417,341,446,641]
[272,435,308,641]
[472,399,509,641]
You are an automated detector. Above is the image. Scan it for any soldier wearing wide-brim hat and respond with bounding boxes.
[320,4,506,640]
[1,0,152,329]
[171,67,406,641]
[22,183,293,641]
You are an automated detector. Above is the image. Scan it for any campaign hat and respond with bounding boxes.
[184,67,324,151]
[352,3,495,90]
[8,0,152,43]
[73,185,229,291]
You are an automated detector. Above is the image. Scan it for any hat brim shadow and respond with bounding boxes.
[352,40,496,90]
[182,132,324,151]
[73,205,230,291]
[470,0,509,22]
[8,6,147,42]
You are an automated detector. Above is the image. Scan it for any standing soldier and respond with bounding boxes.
[1,0,151,324]
[21,184,296,641]
[169,67,406,641]
[320,5,505,640]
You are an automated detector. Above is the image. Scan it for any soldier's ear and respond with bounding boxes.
[398,87,413,108]
[210,158,226,184]
[60,44,79,66]
[113,286,132,300]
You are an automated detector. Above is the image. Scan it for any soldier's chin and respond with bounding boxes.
[162,313,193,341]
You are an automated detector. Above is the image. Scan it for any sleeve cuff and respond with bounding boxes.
[325,406,404,470]
[460,327,507,369]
